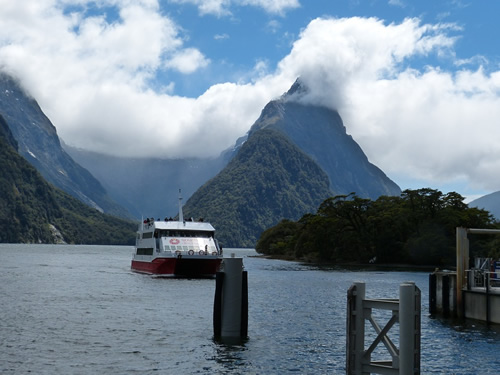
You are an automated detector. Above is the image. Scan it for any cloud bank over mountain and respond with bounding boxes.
[1,1,500,195]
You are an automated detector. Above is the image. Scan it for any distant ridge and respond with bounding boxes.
[65,145,227,219]
[0,72,132,219]
[469,191,500,220]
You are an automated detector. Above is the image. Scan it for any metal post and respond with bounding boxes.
[399,282,418,375]
[220,257,243,338]
[485,271,490,324]
[347,282,420,375]
[346,282,366,375]
[456,227,468,317]
[429,273,436,314]
[354,282,366,375]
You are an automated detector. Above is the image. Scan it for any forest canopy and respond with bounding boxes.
[256,188,498,266]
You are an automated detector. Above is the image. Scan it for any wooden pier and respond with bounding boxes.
[429,227,500,324]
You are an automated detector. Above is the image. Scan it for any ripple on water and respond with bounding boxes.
[1,245,500,374]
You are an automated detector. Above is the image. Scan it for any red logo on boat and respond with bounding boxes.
[169,238,180,245]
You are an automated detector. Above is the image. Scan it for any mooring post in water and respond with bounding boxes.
[456,227,469,317]
[347,281,366,373]
[346,281,421,375]
[213,255,248,342]
[399,282,421,375]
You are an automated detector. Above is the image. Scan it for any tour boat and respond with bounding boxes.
[131,193,222,277]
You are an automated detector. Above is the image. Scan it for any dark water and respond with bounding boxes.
[1,244,499,374]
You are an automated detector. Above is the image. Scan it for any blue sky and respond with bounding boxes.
[167,0,498,97]
[1,0,500,201]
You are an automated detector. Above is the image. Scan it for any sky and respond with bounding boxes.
[1,0,500,202]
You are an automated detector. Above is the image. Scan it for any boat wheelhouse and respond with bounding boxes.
[131,193,222,277]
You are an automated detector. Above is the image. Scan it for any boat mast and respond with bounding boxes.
[178,189,184,222]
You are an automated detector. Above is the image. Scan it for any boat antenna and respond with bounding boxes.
[178,189,184,222]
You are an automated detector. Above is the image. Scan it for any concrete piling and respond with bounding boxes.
[213,256,248,343]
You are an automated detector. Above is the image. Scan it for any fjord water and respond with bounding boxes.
[1,245,499,374]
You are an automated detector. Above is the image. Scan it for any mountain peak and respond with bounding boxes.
[283,77,309,99]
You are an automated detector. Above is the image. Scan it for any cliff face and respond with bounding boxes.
[0,114,135,244]
[247,79,401,199]
[0,73,131,218]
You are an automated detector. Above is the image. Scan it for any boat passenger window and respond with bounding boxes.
[143,232,153,239]
[137,248,153,255]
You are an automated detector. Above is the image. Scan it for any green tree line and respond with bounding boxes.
[256,188,498,266]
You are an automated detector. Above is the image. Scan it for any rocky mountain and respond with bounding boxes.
[1,71,401,246]
[0,73,131,219]
[182,128,333,247]
[469,192,500,220]
[0,114,136,244]
[181,80,401,246]
[236,79,401,199]
[67,79,400,227]
[69,79,401,246]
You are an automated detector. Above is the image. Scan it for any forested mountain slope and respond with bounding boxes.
[0,114,135,244]
[182,128,333,247]
[0,72,131,218]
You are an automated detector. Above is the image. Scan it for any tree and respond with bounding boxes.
[256,188,498,266]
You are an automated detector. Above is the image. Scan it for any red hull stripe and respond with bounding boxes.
[131,258,221,276]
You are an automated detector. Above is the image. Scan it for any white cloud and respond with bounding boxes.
[168,0,299,16]
[240,0,300,15]
[266,20,281,34]
[2,2,500,196]
[273,17,500,193]
[0,0,242,157]
[388,0,405,7]
[164,48,210,74]
[214,33,229,40]
[176,0,232,17]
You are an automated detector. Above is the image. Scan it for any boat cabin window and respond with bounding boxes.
[142,232,153,239]
[136,248,153,255]
[157,230,214,238]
